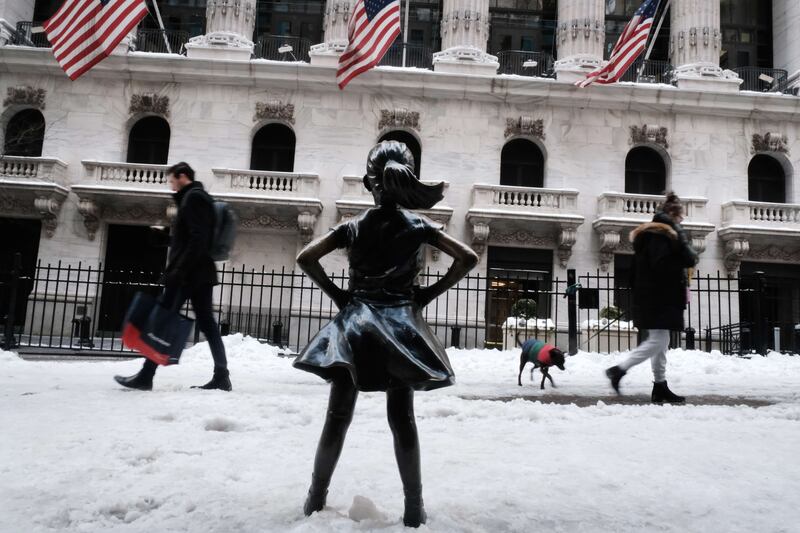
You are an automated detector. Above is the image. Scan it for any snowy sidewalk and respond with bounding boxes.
[1,336,799,533]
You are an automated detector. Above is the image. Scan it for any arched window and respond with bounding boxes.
[625,146,666,195]
[127,116,170,165]
[4,109,45,157]
[378,130,421,178]
[748,154,786,203]
[500,139,544,188]
[250,123,296,172]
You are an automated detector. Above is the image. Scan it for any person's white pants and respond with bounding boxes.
[619,329,670,382]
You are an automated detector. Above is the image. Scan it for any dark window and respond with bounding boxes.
[127,116,170,165]
[720,0,773,69]
[748,154,786,203]
[251,123,296,172]
[625,146,666,195]
[488,0,557,56]
[98,224,169,331]
[500,139,544,188]
[255,0,324,42]
[485,246,554,349]
[140,0,207,37]
[379,130,421,178]
[4,109,45,157]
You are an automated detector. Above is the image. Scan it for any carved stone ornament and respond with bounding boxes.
[129,94,170,117]
[557,225,578,268]
[630,125,668,149]
[34,196,64,238]
[238,213,296,230]
[3,86,46,109]
[254,101,295,124]
[379,109,420,132]
[751,132,789,155]
[723,238,750,278]
[598,230,622,272]
[297,212,318,243]
[491,230,556,248]
[78,199,101,241]
[748,244,800,263]
[0,194,35,215]
[470,221,491,255]
[505,117,545,140]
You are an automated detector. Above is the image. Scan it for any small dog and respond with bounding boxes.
[517,337,566,389]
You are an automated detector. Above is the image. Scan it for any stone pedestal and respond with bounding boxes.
[670,0,740,92]
[310,0,353,67]
[186,0,256,61]
[554,0,605,82]
[433,0,498,76]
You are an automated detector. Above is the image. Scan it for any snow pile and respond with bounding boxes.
[1,339,799,532]
[502,317,556,330]
[580,318,637,331]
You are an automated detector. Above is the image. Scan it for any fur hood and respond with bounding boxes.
[629,221,678,243]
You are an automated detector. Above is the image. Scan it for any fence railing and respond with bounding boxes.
[495,50,555,78]
[254,35,312,62]
[471,184,580,214]
[136,28,189,55]
[733,67,790,93]
[12,21,50,48]
[619,59,673,84]
[3,258,798,356]
[378,42,434,70]
[721,200,800,229]
[0,156,68,185]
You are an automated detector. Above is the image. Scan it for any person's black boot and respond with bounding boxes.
[192,367,232,391]
[651,381,685,404]
[303,474,328,516]
[114,364,155,391]
[605,365,626,395]
[402,486,427,528]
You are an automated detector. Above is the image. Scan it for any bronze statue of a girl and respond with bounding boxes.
[293,141,478,527]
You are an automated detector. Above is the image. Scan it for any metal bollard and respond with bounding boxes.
[71,306,95,348]
[220,318,230,337]
[272,320,283,348]
[685,327,695,350]
[450,326,461,349]
[773,327,781,353]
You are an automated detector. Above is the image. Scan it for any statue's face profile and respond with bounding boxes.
[365,174,384,205]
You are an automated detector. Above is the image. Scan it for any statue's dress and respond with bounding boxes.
[293,206,455,392]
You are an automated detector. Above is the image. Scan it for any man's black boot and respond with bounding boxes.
[192,367,232,391]
[303,474,328,516]
[651,381,685,404]
[605,365,626,395]
[402,486,427,528]
[114,362,155,391]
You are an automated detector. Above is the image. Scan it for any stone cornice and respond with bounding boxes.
[2,47,800,120]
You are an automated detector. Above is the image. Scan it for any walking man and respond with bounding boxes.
[606,192,698,403]
[114,162,231,391]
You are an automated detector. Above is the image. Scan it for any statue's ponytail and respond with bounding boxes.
[365,140,444,210]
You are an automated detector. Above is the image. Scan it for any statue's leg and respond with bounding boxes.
[304,375,358,516]
[387,387,426,527]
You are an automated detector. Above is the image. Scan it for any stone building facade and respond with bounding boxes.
[1,0,799,349]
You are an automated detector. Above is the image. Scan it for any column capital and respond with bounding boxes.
[186,0,256,61]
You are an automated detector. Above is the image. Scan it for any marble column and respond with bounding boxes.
[433,0,498,76]
[0,0,34,46]
[185,0,257,60]
[773,0,800,87]
[554,0,605,82]
[310,1,354,67]
[670,0,740,92]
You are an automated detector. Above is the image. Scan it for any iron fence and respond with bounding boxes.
[733,67,790,93]
[1,258,798,357]
[12,21,50,48]
[254,35,312,62]
[619,59,674,84]
[495,51,555,78]
[378,42,434,70]
[135,28,189,55]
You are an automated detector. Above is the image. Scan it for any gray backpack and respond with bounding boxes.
[210,201,237,261]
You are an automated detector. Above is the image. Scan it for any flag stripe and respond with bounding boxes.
[43,0,148,81]
[337,0,402,90]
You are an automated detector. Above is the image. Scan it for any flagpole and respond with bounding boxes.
[636,0,670,82]
[150,0,173,54]
[402,0,410,67]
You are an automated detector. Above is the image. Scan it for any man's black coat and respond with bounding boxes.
[164,181,217,289]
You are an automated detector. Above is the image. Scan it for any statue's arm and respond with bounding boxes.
[416,230,478,308]
[296,231,350,309]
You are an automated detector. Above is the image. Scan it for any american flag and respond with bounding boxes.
[337,0,402,89]
[43,0,149,81]
[577,0,660,87]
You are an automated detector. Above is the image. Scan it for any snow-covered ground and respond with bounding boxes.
[1,336,799,533]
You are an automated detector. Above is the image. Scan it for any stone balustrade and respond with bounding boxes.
[1,155,68,184]
[82,160,169,188]
[471,184,579,214]
[596,192,709,221]
[212,168,319,197]
[722,200,800,227]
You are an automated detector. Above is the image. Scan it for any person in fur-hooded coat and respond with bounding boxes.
[606,192,698,403]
